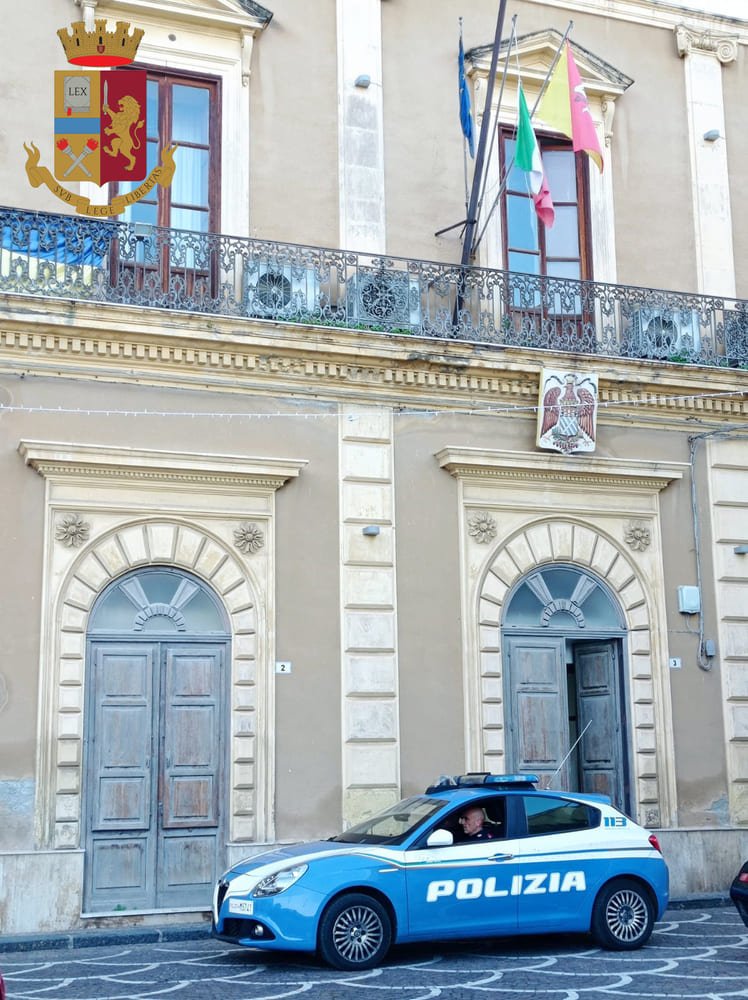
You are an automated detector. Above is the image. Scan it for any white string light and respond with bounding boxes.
[0,388,745,420]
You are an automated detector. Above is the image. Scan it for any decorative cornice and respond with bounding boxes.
[1,300,746,430]
[519,0,748,43]
[437,447,685,493]
[675,23,739,63]
[19,441,307,490]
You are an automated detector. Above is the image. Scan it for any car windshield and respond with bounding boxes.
[331,796,446,845]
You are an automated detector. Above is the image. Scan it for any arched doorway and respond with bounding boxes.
[502,564,630,813]
[83,567,230,913]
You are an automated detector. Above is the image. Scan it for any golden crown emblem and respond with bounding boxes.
[57,19,144,67]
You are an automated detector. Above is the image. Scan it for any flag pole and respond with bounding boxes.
[453,0,508,328]
[471,20,574,254]
[529,20,574,116]
[460,0,508,269]
[459,18,471,217]
[474,14,517,239]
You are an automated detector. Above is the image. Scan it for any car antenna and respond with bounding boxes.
[542,719,592,789]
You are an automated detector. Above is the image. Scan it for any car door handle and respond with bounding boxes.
[489,853,515,862]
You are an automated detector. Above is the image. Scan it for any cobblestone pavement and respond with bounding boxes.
[2,907,746,1000]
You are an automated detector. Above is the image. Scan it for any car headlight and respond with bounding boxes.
[253,863,308,897]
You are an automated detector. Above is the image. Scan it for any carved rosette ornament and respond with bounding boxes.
[55,512,90,547]
[234,521,265,555]
[467,512,497,544]
[624,522,651,552]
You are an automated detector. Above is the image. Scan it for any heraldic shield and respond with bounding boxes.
[54,68,147,185]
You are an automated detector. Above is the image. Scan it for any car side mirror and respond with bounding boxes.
[426,828,454,847]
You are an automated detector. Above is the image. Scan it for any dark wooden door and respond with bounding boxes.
[573,641,625,809]
[504,636,568,788]
[504,635,627,812]
[84,641,226,912]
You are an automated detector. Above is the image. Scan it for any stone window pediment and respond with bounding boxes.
[466,29,633,150]
[467,29,634,99]
[80,0,273,34]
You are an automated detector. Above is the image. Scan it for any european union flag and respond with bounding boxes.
[458,36,475,158]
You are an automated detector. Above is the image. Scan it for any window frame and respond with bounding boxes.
[499,125,593,282]
[519,794,601,838]
[111,63,222,234]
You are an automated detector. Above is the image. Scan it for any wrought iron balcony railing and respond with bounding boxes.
[2,206,747,367]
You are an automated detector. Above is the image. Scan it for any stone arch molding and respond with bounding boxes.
[19,440,307,854]
[436,445,686,829]
[49,519,264,852]
[51,518,268,848]
[477,517,664,827]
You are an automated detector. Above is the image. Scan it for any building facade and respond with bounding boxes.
[1,0,747,933]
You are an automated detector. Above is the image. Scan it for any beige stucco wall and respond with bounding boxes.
[248,0,729,296]
[0,402,44,847]
[250,0,340,249]
[274,399,343,841]
[2,0,72,213]
[394,411,465,792]
[9,0,745,295]
[722,46,748,299]
[0,289,745,931]
[2,0,748,934]
[1,344,737,840]
[254,1,706,293]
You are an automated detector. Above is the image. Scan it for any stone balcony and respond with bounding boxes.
[2,206,747,368]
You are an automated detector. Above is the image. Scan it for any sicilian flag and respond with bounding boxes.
[458,35,475,157]
[515,85,554,228]
[538,41,603,172]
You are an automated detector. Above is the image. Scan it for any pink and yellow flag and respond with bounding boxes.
[538,42,603,172]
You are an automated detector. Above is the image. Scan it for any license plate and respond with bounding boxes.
[228,898,254,916]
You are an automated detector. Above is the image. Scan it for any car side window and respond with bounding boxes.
[521,795,600,836]
[451,797,507,843]
[415,796,508,848]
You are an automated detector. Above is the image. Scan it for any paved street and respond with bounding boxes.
[1,905,746,1000]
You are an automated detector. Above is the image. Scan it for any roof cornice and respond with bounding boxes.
[516,0,747,39]
[1,295,746,431]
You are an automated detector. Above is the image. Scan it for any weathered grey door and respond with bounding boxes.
[502,565,629,812]
[504,636,568,788]
[84,640,226,913]
[573,640,624,808]
[504,635,627,811]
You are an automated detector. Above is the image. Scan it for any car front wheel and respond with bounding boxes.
[318,893,392,970]
[591,878,655,950]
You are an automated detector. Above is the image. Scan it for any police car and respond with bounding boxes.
[212,773,669,969]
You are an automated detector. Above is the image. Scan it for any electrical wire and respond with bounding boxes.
[0,388,744,420]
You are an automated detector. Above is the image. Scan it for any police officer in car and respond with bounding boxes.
[458,807,495,840]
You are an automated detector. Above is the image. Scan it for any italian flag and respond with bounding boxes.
[515,85,555,228]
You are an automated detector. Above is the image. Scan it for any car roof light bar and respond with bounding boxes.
[425,773,539,793]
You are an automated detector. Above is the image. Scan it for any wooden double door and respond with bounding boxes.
[83,640,227,913]
[504,636,629,812]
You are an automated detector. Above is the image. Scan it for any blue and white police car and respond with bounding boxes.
[212,773,669,969]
